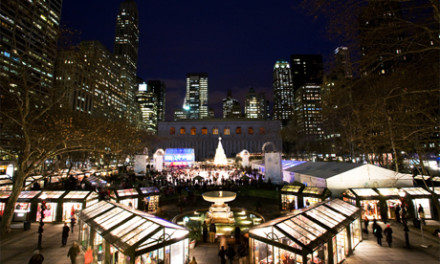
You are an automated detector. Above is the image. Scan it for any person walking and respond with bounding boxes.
[403,223,410,248]
[218,246,227,264]
[84,246,93,264]
[375,222,383,246]
[363,217,369,234]
[62,222,70,247]
[28,250,44,264]
[395,204,401,223]
[226,244,236,264]
[67,242,81,264]
[418,204,426,225]
[383,224,393,247]
[70,216,76,233]
[209,222,216,243]
[237,241,248,264]
[234,226,241,244]
[202,222,208,243]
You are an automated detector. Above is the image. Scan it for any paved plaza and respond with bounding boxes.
[1,216,439,264]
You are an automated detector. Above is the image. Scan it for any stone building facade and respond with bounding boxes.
[157,119,282,161]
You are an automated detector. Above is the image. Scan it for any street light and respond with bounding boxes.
[37,193,47,249]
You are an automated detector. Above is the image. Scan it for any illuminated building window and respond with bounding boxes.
[202,127,208,135]
[224,128,230,135]
[170,127,175,135]
[213,128,219,135]
[180,127,186,135]
[259,127,265,134]
[191,127,196,135]
[248,127,254,135]
[236,127,242,134]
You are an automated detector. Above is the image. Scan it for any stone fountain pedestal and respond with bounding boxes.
[202,191,236,224]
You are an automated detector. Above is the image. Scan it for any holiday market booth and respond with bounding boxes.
[61,191,99,221]
[249,199,362,264]
[77,200,189,264]
[342,188,381,220]
[110,188,141,210]
[375,187,404,220]
[36,190,67,222]
[400,187,434,220]
[0,191,11,217]
[12,190,41,221]
[138,187,160,213]
[281,185,330,211]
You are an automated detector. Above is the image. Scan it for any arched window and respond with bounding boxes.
[202,127,208,135]
[212,128,219,135]
[248,127,254,135]
[170,127,175,135]
[236,127,242,134]
[259,127,265,134]
[180,127,186,135]
[224,128,230,135]
[191,127,196,135]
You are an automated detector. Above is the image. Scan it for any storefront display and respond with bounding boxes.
[249,199,361,264]
[138,187,160,213]
[0,191,11,216]
[111,188,140,210]
[36,191,66,222]
[401,187,433,219]
[302,187,329,208]
[77,200,189,264]
[281,185,302,210]
[62,191,99,221]
[343,188,381,220]
[13,191,41,221]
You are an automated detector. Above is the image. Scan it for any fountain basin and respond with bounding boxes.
[202,191,236,205]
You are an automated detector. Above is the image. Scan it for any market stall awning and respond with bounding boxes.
[375,187,401,196]
[430,187,440,195]
[139,187,160,195]
[350,188,379,198]
[77,200,189,256]
[302,186,327,196]
[18,191,41,200]
[63,191,94,200]
[39,191,66,200]
[281,185,302,193]
[249,199,360,254]
[401,187,432,196]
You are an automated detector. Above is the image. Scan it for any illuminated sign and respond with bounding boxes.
[164,149,195,164]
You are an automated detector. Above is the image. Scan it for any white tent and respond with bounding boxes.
[285,162,413,195]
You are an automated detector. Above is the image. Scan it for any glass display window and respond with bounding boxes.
[385,200,401,219]
[145,195,159,213]
[36,202,57,222]
[359,200,380,220]
[282,194,298,210]
[303,197,320,207]
[325,199,358,217]
[170,240,185,264]
[94,207,125,225]
[413,198,431,218]
[120,198,138,210]
[336,229,348,263]
[63,202,82,221]
[306,209,339,228]
[311,243,328,264]
[94,234,104,264]
[13,202,31,220]
[350,218,362,249]
[79,222,90,249]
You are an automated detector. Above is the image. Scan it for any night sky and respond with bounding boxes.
[61,0,337,120]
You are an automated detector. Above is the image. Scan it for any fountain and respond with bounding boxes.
[202,190,236,224]
[214,137,228,166]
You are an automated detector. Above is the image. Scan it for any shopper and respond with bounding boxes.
[209,222,216,243]
[418,204,426,225]
[84,246,93,264]
[28,250,44,264]
[237,241,248,264]
[218,246,227,264]
[62,222,70,247]
[70,216,76,233]
[67,242,81,264]
[226,244,236,264]
[363,217,369,234]
[395,204,401,223]
[202,222,208,243]
[372,219,382,246]
[384,224,393,247]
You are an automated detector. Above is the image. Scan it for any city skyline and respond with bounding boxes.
[60,0,336,119]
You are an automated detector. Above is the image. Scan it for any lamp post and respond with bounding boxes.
[37,194,47,249]
[399,190,410,248]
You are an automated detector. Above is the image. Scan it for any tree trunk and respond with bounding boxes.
[0,170,26,235]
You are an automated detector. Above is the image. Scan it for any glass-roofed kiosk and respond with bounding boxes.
[77,200,189,264]
[249,199,361,264]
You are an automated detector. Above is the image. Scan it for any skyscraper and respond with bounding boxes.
[290,54,323,91]
[334,47,353,79]
[272,60,294,123]
[0,0,62,92]
[222,90,242,119]
[114,0,139,125]
[55,41,127,120]
[147,80,166,122]
[136,82,158,134]
[185,73,209,120]
[244,88,267,119]
[294,84,323,141]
